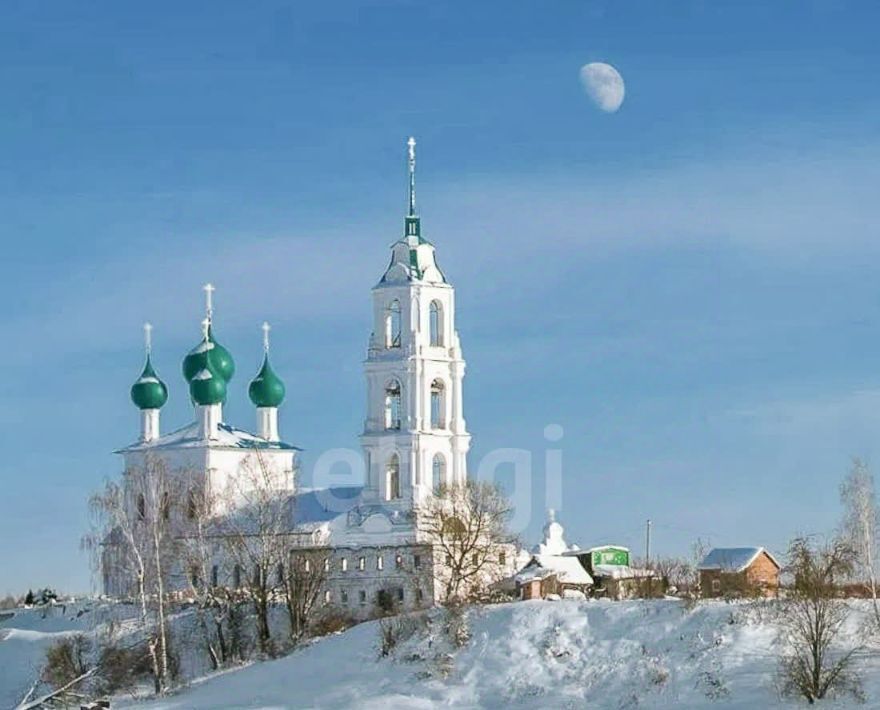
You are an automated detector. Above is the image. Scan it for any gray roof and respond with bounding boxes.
[698,547,779,572]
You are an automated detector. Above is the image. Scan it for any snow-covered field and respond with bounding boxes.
[4,599,879,709]
[126,600,880,709]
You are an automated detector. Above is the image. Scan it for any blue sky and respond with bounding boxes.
[2,0,880,593]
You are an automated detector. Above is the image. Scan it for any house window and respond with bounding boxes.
[233,565,241,589]
[384,380,402,430]
[211,564,219,588]
[416,588,423,602]
[323,590,331,605]
[276,563,285,586]
[377,555,384,571]
[432,454,446,493]
[387,454,401,500]
[395,554,403,569]
[136,494,146,520]
[429,300,444,346]
[341,558,348,572]
[253,565,261,586]
[359,590,366,605]
[190,566,200,588]
[413,554,421,569]
[430,380,446,429]
[341,590,348,604]
[385,300,401,348]
[397,587,405,602]
[472,553,479,566]
[358,556,365,571]
[324,558,330,572]
[161,492,171,521]
[304,558,311,573]
[499,551,506,566]
[712,578,721,593]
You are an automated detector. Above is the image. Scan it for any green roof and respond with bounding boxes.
[248,354,286,408]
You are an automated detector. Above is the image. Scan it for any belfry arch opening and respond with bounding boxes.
[385,300,401,348]
[429,300,444,347]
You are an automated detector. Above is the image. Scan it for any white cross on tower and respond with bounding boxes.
[143,322,153,354]
[262,321,271,352]
[203,283,215,322]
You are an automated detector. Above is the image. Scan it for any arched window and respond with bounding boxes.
[387,454,401,500]
[232,564,241,589]
[432,454,446,493]
[384,380,402,430]
[429,300,444,346]
[430,379,446,429]
[136,494,146,520]
[385,300,401,348]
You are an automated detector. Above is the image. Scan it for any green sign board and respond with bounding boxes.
[591,547,630,567]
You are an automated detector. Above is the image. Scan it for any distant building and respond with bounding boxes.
[569,546,663,600]
[697,547,780,598]
[514,511,592,600]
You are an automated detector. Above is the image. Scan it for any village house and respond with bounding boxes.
[569,545,664,600]
[697,547,780,598]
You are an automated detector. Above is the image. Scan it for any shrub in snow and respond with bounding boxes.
[42,633,92,690]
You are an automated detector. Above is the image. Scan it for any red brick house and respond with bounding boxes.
[698,547,780,598]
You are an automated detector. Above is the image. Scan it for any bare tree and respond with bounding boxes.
[218,449,291,656]
[83,454,178,693]
[839,458,880,626]
[283,548,329,642]
[177,474,233,670]
[419,480,514,602]
[778,536,861,704]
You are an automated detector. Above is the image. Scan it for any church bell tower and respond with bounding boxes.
[360,138,470,508]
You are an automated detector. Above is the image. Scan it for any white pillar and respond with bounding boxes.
[141,409,160,442]
[257,407,279,442]
[198,403,222,440]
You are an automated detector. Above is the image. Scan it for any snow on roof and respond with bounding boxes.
[697,547,780,572]
[592,565,660,580]
[515,554,593,586]
[117,421,301,453]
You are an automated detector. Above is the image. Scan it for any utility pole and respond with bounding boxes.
[645,519,652,569]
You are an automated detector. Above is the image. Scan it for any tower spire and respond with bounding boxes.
[407,136,416,217]
[404,136,421,240]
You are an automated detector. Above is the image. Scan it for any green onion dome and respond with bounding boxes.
[182,325,235,385]
[130,355,168,410]
[248,354,286,408]
[189,360,227,406]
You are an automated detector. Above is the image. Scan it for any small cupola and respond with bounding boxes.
[248,322,285,440]
[131,323,167,442]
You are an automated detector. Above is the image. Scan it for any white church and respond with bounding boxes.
[105,139,512,615]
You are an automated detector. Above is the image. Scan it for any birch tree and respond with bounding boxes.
[83,454,178,694]
[839,458,880,626]
[219,449,291,656]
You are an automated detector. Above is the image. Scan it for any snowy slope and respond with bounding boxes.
[117,600,880,710]
[0,602,145,708]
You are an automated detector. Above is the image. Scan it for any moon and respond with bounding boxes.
[580,62,625,113]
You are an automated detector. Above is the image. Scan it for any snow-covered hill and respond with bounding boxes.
[114,599,879,709]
